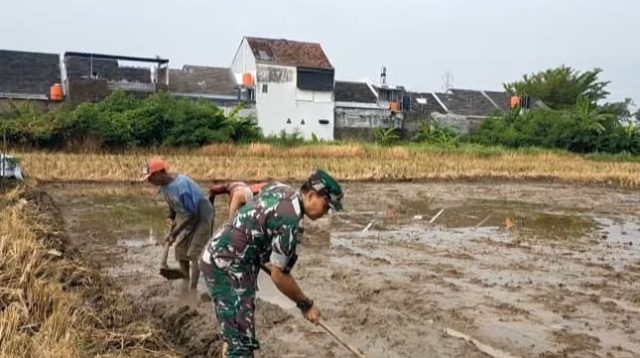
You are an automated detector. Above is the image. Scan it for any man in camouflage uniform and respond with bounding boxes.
[199,169,343,358]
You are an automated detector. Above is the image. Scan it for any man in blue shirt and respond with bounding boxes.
[143,158,213,293]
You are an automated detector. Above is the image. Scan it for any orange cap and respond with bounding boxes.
[142,158,168,181]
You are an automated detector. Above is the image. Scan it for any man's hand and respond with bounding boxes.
[165,218,174,229]
[303,304,321,324]
[268,265,321,324]
[164,234,175,246]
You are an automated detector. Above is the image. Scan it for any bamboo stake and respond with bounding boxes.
[318,320,368,358]
[259,264,368,357]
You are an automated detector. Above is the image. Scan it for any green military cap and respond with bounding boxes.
[307,169,344,211]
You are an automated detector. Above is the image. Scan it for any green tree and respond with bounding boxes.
[575,95,610,134]
[224,103,262,143]
[504,66,610,109]
[598,98,634,119]
[0,102,65,148]
[163,98,230,147]
[129,92,175,147]
[95,90,140,113]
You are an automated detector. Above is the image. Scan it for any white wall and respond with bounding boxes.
[230,38,256,84]
[255,64,334,140]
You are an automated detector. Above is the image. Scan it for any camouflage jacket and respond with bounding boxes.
[206,182,303,269]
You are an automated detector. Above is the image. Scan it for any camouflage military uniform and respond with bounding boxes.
[199,182,303,357]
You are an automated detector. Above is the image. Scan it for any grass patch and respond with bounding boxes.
[521,213,598,241]
[585,152,640,163]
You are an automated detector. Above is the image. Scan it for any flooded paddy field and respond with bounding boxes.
[46,182,640,357]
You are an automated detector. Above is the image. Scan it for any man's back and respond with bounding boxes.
[161,174,205,216]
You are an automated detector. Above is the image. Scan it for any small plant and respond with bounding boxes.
[374,128,400,146]
[266,130,306,147]
[413,122,460,146]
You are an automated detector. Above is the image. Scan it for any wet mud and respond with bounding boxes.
[47,182,640,357]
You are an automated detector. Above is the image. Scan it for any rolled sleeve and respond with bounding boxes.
[269,224,299,269]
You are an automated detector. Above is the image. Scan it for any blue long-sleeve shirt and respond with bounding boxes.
[160,174,205,219]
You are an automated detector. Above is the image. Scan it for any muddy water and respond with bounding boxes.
[48,182,640,358]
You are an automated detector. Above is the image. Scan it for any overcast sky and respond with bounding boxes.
[2,0,637,107]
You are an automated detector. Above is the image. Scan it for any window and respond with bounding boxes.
[240,88,255,102]
[319,119,330,125]
[301,119,305,125]
[286,118,292,124]
[258,50,270,61]
[297,67,334,91]
[262,84,268,93]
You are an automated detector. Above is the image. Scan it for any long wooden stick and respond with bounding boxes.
[445,328,520,358]
[318,320,368,358]
[475,213,493,228]
[258,264,368,357]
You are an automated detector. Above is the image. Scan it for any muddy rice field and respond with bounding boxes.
[45,181,640,358]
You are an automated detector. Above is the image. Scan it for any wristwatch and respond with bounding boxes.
[297,298,314,312]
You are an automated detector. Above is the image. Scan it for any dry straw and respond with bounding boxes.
[0,189,179,358]
[14,144,640,187]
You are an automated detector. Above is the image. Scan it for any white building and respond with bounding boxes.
[231,37,335,140]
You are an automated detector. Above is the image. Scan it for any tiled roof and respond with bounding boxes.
[0,50,60,95]
[436,89,499,116]
[406,92,447,116]
[335,81,377,103]
[246,37,332,69]
[169,65,237,96]
[483,90,511,111]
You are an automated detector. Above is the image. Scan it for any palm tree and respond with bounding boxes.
[575,95,610,134]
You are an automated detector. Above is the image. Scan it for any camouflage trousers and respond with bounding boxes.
[199,251,259,357]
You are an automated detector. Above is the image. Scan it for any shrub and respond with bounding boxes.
[374,128,400,146]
